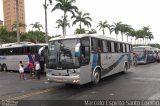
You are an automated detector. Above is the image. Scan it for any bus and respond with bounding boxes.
[132,46,156,64]
[46,34,132,85]
[0,42,46,72]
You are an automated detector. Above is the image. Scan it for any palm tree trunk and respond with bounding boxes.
[116,34,118,40]
[127,35,128,42]
[130,37,132,44]
[44,0,48,43]
[63,13,66,36]
[80,22,81,34]
[16,0,20,43]
[103,29,105,35]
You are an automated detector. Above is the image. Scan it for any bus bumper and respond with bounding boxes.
[46,73,80,84]
[136,61,146,64]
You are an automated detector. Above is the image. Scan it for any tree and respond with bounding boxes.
[72,10,92,34]
[51,0,78,36]
[30,22,43,31]
[126,29,136,44]
[12,22,27,31]
[56,16,70,35]
[43,0,52,43]
[97,20,110,35]
[120,24,133,42]
[74,28,85,34]
[110,21,122,40]
[87,28,97,34]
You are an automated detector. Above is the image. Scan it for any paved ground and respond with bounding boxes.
[1,62,160,106]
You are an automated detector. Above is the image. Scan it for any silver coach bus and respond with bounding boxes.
[0,42,46,72]
[46,34,132,85]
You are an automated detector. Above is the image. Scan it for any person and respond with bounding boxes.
[28,61,34,78]
[35,61,41,79]
[133,52,138,66]
[81,54,86,65]
[98,47,102,53]
[91,47,94,53]
[19,61,25,80]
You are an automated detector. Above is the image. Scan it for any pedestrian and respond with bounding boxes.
[28,61,34,79]
[35,61,41,79]
[19,61,25,80]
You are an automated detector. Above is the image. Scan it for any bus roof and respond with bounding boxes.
[49,34,131,44]
[133,46,153,50]
[0,42,47,49]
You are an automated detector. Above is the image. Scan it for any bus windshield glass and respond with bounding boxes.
[47,39,80,69]
[133,48,146,58]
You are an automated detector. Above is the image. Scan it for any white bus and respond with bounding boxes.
[133,46,156,64]
[0,42,46,72]
[46,34,132,85]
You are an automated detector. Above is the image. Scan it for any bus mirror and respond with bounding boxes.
[75,43,80,57]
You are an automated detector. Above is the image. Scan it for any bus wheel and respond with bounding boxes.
[0,64,2,71]
[123,64,127,73]
[92,69,101,84]
[2,64,7,72]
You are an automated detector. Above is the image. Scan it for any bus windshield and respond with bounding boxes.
[47,39,80,69]
[133,48,146,58]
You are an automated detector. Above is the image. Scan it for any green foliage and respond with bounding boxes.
[21,31,45,43]
[149,44,160,49]
[74,28,86,34]
[72,10,92,32]
[0,26,46,44]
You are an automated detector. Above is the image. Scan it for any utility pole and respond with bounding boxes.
[44,0,48,43]
[16,0,20,43]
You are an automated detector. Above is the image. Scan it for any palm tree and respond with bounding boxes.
[127,29,136,44]
[148,32,154,44]
[51,0,78,36]
[72,10,92,34]
[110,21,122,40]
[12,22,27,31]
[56,16,70,35]
[96,20,110,35]
[43,0,52,43]
[121,24,133,42]
[30,22,43,31]
[74,28,85,34]
[87,28,97,34]
[142,26,151,45]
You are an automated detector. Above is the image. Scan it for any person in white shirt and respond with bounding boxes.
[19,61,25,80]
[35,61,41,79]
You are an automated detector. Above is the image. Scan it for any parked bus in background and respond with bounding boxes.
[46,34,132,85]
[132,46,156,65]
[0,42,46,72]
[152,47,160,62]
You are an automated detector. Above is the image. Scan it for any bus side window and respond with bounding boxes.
[107,41,111,52]
[111,42,115,53]
[102,40,108,53]
[91,38,97,53]
[81,37,90,65]
[97,40,102,53]
[120,43,123,52]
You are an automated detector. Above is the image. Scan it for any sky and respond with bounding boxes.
[0,0,160,43]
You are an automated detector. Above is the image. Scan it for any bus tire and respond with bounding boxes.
[92,69,101,84]
[2,64,7,72]
[123,64,127,73]
[0,64,2,71]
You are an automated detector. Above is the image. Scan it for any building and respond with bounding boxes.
[2,0,26,33]
[0,20,3,26]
